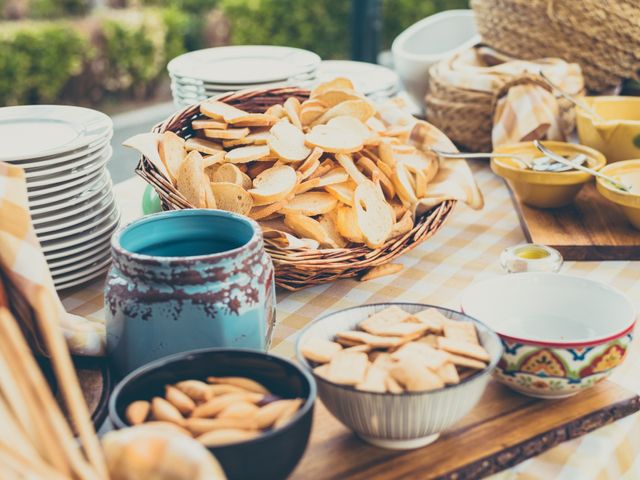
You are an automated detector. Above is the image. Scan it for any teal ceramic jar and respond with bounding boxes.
[105,209,276,376]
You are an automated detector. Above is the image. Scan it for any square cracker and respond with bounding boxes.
[359,306,414,335]
[390,361,444,392]
[335,330,404,349]
[438,337,490,362]
[436,362,460,385]
[356,365,388,393]
[443,320,479,345]
[391,342,449,370]
[410,309,446,334]
[327,352,368,385]
[301,337,342,364]
[446,353,487,370]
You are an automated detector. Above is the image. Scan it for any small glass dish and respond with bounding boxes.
[500,243,563,274]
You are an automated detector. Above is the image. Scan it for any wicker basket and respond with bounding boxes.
[471,0,640,92]
[426,71,576,153]
[136,87,456,291]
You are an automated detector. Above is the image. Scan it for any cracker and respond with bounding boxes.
[311,99,376,126]
[305,125,363,154]
[410,309,446,334]
[437,337,490,362]
[327,352,368,385]
[390,361,444,392]
[360,263,404,282]
[391,342,449,370]
[335,330,405,349]
[225,145,271,164]
[443,320,479,345]
[192,119,228,130]
[200,100,247,122]
[204,127,250,140]
[445,352,487,370]
[209,182,253,215]
[436,362,460,385]
[280,192,337,216]
[359,305,412,333]
[228,113,278,127]
[158,131,186,183]
[325,182,356,206]
[283,97,302,129]
[385,375,404,394]
[284,214,334,248]
[269,120,310,162]
[176,150,206,208]
[301,337,343,363]
[249,165,297,206]
[356,364,388,393]
[185,137,223,155]
[223,129,270,147]
[313,364,330,379]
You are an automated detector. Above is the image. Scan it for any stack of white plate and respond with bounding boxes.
[168,45,322,107]
[0,105,118,291]
[313,60,401,101]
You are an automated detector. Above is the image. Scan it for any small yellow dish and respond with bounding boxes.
[596,159,640,230]
[491,141,606,209]
[576,96,640,163]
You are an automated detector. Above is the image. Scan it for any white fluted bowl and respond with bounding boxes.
[295,303,502,450]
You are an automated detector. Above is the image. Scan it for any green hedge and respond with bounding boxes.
[218,0,469,59]
[0,8,190,105]
[0,23,88,105]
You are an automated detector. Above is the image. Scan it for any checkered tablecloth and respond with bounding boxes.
[61,162,640,480]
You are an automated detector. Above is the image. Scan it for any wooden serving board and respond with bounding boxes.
[508,182,640,260]
[290,380,640,480]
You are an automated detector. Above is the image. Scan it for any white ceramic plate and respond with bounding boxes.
[36,201,117,242]
[25,146,111,188]
[313,60,400,96]
[51,252,112,281]
[46,235,111,269]
[31,186,112,225]
[24,141,110,179]
[49,243,112,276]
[33,194,115,234]
[41,206,120,253]
[21,135,111,177]
[167,46,320,84]
[28,167,106,202]
[29,170,109,209]
[460,273,636,344]
[0,105,112,162]
[170,72,315,90]
[43,225,113,261]
[54,264,111,291]
[11,131,112,170]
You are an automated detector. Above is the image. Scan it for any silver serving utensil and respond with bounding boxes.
[539,71,606,123]
[533,140,631,192]
[431,148,585,172]
[430,149,534,169]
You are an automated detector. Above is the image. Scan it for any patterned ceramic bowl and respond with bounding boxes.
[461,273,636,399]
[295,303,503,450]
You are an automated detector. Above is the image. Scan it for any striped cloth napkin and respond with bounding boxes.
[431,46,584,148]
[0,162,105,356]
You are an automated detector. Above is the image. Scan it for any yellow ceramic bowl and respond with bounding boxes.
[491,141,606,209]
[576,96,640,163]
[596,159,640,230]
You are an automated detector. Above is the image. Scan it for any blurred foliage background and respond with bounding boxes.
[0,0,467,107]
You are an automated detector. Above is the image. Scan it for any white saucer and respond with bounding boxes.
[13,132,112,170]
[42,226,114,261]
[47,237,112,269]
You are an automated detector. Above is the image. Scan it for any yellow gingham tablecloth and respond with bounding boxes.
[60,163,640,480]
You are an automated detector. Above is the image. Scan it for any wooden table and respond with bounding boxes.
[61,162,640,479]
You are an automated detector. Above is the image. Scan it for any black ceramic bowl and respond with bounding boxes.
[109,348,316,480]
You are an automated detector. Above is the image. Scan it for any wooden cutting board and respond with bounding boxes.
[290,380,639,480]
[508,182,640,260]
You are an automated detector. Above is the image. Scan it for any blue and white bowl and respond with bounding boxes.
[295,303,502,450]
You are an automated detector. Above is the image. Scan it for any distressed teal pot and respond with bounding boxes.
[105,209,276,377]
